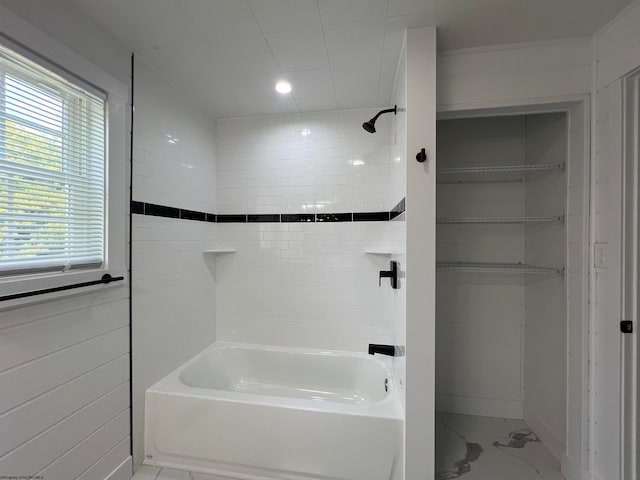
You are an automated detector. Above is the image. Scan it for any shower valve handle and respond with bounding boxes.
[379,261,399,289]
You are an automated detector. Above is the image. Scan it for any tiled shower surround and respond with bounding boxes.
[132,89,407,463]
[213,108,403,352]
[132,60,218,467]
[215,109,393,214]
[215,221,399,351]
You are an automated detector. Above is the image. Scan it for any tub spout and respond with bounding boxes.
[368,344,396,356]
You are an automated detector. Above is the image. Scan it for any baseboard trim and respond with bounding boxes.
[436,394,522,419]
[561,454,594,480]
[106,456,133,480]
[523,409,564,462]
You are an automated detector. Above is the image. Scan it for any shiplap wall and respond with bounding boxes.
[0,3,132,480]
[0,290,130,479]
[590,2,640,479]
[436,116,527,418]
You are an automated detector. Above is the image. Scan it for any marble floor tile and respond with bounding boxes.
[436,413,564,480]
[131,466,236,480]
[131,465,161,480]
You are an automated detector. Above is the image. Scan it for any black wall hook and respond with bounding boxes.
[416,148,427,163]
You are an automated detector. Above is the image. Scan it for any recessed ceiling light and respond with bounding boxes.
[275,81,292,94]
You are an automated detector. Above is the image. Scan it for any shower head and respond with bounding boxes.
[362,120,377,133]
[362,105,397,134]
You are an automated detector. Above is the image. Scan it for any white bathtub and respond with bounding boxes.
[144,342,404,480]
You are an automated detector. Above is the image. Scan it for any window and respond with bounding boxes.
[0,43,106,277]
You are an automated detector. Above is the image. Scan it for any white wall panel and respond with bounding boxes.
[589,3,640,476]
[437,37,592,110]
[77,439,131,480]
[590,80,624,480]
[595,0,640,89]
[38,410,130,479]
[0,326,128,414]
[0,0,129,83]
[436,116,526,418]
[0,383,129,476]
[405,26,437,480]
[523,113,568,461]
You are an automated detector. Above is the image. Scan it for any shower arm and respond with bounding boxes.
[370,106,397,123]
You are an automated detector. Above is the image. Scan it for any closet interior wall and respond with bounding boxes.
[523,113,568,458]
[435,113,568,458]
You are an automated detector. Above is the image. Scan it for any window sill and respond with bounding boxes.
[0,267,128,311]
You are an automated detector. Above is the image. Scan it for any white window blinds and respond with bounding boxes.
[0,43,107,276]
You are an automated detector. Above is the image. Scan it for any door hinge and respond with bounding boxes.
[621,320,634,333]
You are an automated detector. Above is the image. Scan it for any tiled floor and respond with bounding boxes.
[131,465,234,480]
[436,413,564,480]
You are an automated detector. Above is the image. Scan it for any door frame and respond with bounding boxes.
[435,95,592,480]
[621,67,640,480]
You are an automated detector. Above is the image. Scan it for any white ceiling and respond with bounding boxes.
[70,0,631,119]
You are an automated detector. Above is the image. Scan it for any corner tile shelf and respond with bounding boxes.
[437,261,563,276]
[365,248,400,256]
[203,248,236,254]
[437,163,564,184]
[437,216,563,224]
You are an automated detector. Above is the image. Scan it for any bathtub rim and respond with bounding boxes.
[146,341,405,420]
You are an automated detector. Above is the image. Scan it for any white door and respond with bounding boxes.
[404,26,437,480]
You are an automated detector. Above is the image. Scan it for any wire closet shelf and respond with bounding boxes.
[437,163,564,184]
[437,216,563,224]
[436,262,564,276]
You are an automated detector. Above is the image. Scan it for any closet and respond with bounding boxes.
[434,112,574,479]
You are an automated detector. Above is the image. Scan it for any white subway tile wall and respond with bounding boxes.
[131,60,217,468]
[215,109,393,214]
[215,221,398,352]
[133,61,216,213]
[213,107,401,352]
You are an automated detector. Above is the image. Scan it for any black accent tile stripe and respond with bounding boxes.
[180,209,206,221]
[391,197,405,214]
[129,197,406,224]
[390,197,406,220]
[316,213,353,222]
[131,201,144,214]
[282,214,315,222]
[145,203,180,219]
[248,214,281,223]
[217,214,248,223]
[353,212,390,222]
